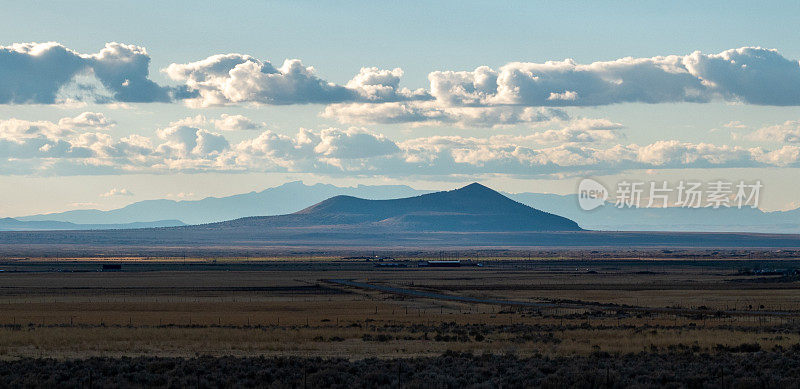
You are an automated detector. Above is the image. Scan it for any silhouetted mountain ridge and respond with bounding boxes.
[0,217,184,231]
[5,183,800,251]
[16,181,427,225]
[208,183,582,232]
[11,181,800,233]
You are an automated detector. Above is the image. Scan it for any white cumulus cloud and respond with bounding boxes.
[164,54,358,107]
[1,115,797,177]
[0,42,177,104]
[427,47,800,107]
[212,114,265,131]
[57,112,115,130]
[101,188,134,197]
[321,102,568,127]
[746,120,800,143]
[5,44,800,111]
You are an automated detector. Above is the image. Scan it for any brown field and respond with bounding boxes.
[1,257,800,362]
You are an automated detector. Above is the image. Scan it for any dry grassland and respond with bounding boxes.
[1,259,799,360]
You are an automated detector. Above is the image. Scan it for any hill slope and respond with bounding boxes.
[208,183,582,232]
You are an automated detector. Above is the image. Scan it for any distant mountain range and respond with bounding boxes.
[8,180,800,233]
[208,183,581,232]
[2,183,798,254]
[0,218,184,231]
[17,181,428,226]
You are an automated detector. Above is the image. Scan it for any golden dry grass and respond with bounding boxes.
[1,261,799,359]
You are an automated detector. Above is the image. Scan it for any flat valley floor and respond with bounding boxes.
[2,256,800,387]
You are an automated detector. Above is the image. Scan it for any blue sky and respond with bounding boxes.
[1,1,800,215]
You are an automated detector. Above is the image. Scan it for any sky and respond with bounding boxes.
[1,0,800,216]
